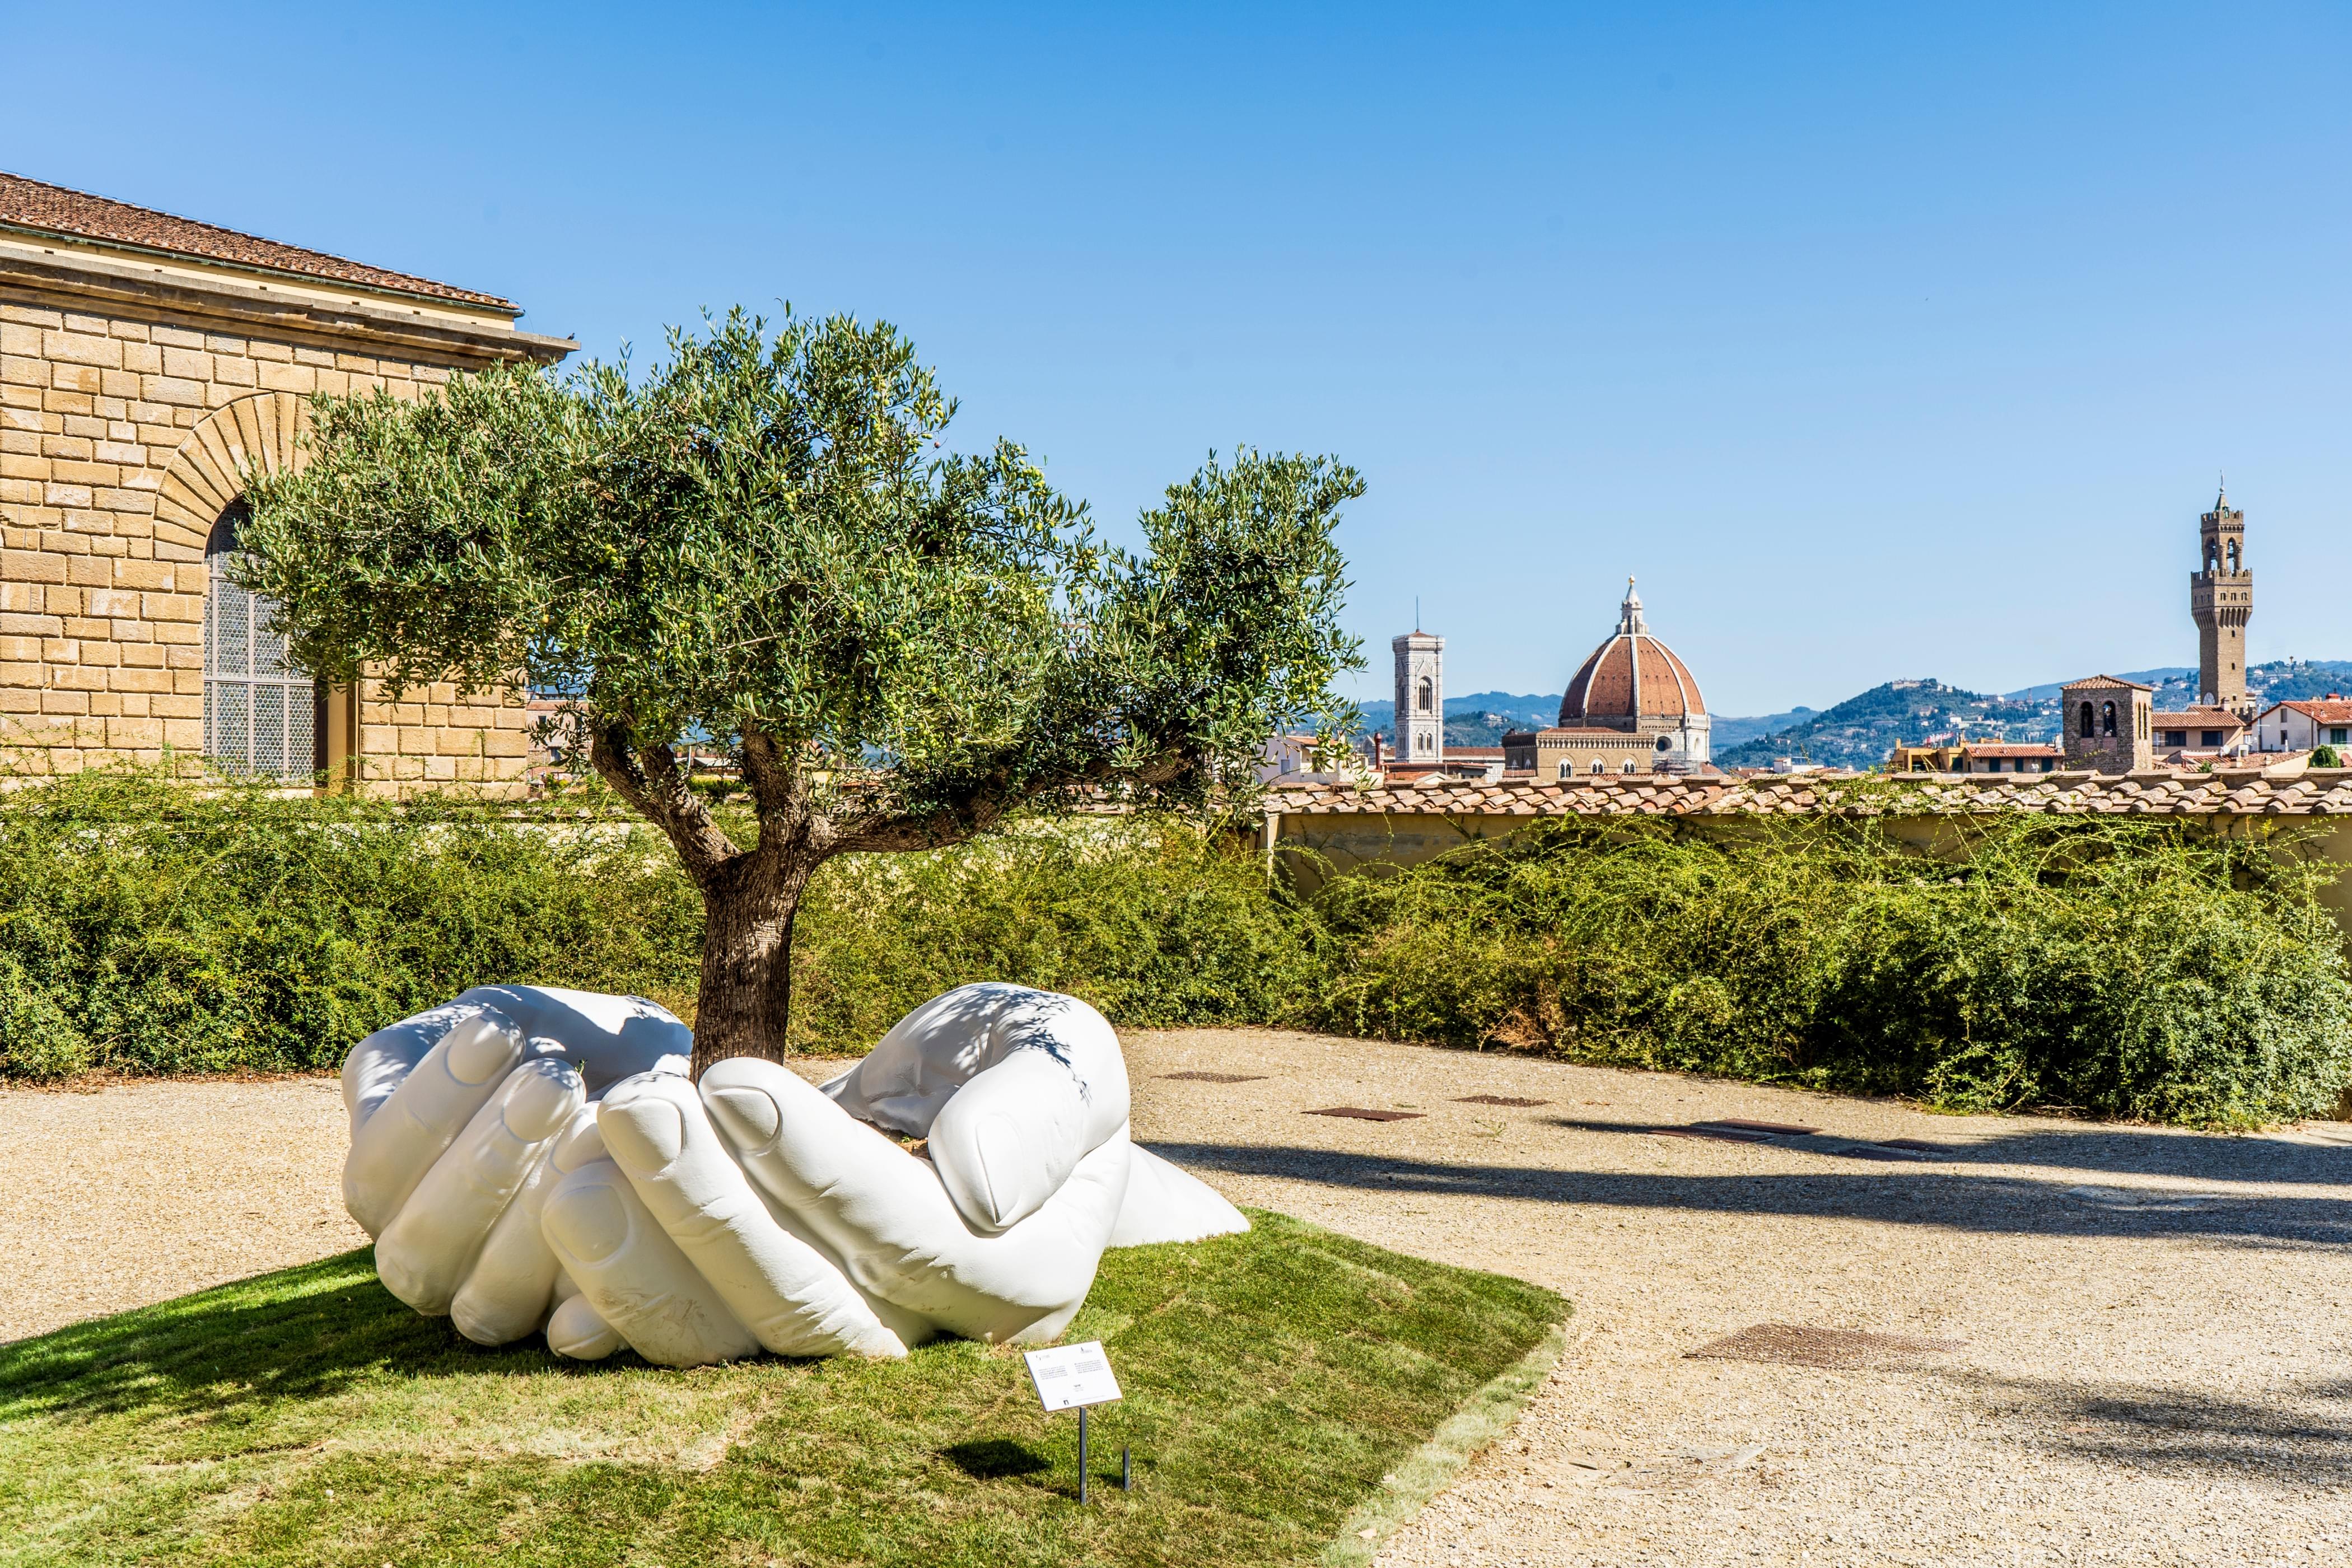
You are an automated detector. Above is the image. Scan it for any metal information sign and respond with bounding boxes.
[1022,1341,1124,1502]
[1023,1341,1122,1412]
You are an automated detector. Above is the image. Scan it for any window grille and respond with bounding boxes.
[204,503,318,779]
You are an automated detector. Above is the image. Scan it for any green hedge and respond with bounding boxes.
[0,773,701,1078]
[1305,816,2352,1127]
[0,771,2345,1127]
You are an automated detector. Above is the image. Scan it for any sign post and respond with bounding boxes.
[1022,1340,1123,1504]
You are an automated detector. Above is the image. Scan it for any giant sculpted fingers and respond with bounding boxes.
[347,983,1249,1368]
[339,987,696,1347]
[824,984,1132,1235]
[590,1074,909,1360]
[375,1057,584,1314]
[343,1005,526,1238]
[703,1054,1131,1345]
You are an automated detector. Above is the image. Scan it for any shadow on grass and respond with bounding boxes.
[941,1438,1053,1481]
[1146,1143,2352,1248]
[0,1248,588,1420]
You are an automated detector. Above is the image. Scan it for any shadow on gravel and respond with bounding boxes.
[1744,1124,2349,1188]
[1537,1116,2352,1187]
[1146,1143,2352,1247]
[1959,1369,2352,1484]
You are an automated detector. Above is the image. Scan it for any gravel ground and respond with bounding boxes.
[5,1035,2349,1567]
[1125,1029,2352,1568]
[0,1075,362,1342]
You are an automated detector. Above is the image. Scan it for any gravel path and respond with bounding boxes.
[5,1035,2349,1567]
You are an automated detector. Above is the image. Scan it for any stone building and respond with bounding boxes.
[0,172,572,793]
[2060,674,2152,773]
[1502,579,1711,778]
[2190,486,2253,715]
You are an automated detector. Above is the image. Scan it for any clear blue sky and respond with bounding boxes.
[8,2,2347,715]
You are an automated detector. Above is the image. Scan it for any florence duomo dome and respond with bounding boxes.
[1502,579,1713,778]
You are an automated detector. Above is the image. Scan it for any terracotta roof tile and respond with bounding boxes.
[1263,768,2352,819]
[0,170,515,310]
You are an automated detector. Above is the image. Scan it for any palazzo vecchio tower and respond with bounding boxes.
[2190,487,2253,715]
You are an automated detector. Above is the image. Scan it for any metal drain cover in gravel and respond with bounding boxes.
[1455,1094,1550,1107]
[1158,1071,1268,1084]
[1687,1324,1964,1369]
[1305,1107,1425,1121]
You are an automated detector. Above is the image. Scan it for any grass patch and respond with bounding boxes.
[0,1211,1564,1567]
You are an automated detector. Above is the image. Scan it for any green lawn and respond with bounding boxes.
[0,1211,1565,1567]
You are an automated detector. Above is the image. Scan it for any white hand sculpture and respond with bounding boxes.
[341,982,1247,1367]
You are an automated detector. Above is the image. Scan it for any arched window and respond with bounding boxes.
[2205,539,2219,572]
[1589,759,1605,775]
[1620,759,1637,774]
[2101,701,2117,737]
[204,501,320,778]
[2078,701,2094,739]
[1557,759,1570,780]
[1416,677,1432,713]
[2226,539,2240,572]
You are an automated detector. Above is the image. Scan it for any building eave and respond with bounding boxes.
[0,239,575,366]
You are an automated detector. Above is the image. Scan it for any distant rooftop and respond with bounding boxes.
[0,171,516,311]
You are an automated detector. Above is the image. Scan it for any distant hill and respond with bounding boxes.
[1714,680,2060,771]
[2001,668,2194,702]
[1711,707,1818,749]
[2234,660,2352,704]
[1716,659,2352,771]
[1357,692,1562,748]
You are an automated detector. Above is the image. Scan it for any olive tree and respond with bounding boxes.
[241,311,1361,1073]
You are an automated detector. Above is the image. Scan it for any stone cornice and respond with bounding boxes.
[0,241,575,367]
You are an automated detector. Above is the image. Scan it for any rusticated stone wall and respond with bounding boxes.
[0,298,529,795]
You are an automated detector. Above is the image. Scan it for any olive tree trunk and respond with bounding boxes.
[591,724,1012,1077]
[687,852,815,1077]
[590,726,836,1077]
